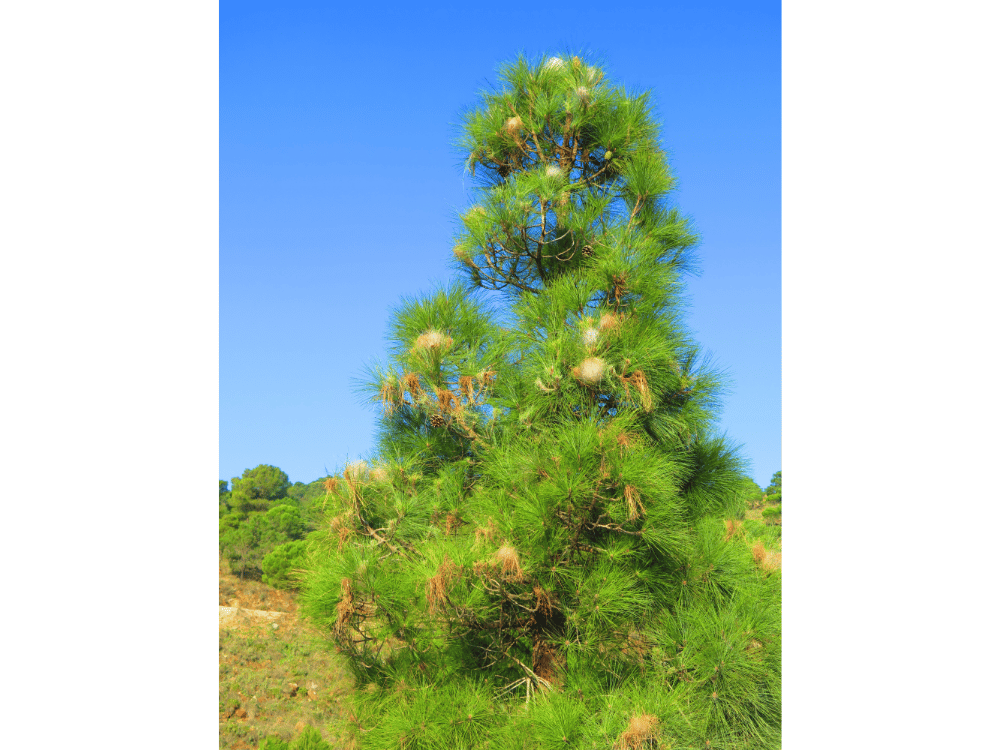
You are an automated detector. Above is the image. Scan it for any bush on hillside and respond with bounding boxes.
[221,504,308,579]
[259,726,332,750]
[219,513,240,536]
[286,479,330,511]
[262,540,309,589]
[743,519,782,548]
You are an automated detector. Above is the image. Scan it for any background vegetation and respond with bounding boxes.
[221,462,782,749]
[220,465,330,581]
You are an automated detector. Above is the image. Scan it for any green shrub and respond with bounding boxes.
[287,478,330,511]
[744,519,781,547]
[262,540,308,589]
[766,491,781,505]
[258,737,288,750]
[761,505,782,528]
[219,513,240,536]
[220,504,307,579]
[264,502,307,540]
[259,726,332,750]
[292,726,333,750]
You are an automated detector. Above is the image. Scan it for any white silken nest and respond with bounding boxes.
[577,357,606,384]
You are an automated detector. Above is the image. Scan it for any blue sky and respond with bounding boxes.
[221,0,781,488]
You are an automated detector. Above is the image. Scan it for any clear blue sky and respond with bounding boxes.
[221,0,780,488]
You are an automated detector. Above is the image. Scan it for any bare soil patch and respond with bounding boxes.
[219,557,353,749]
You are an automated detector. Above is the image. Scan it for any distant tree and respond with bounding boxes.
[286,478,329,510]
[220,480,232,518]
[760,471,781,532]
[220,503,307,579]
[230,464,292,518]
[265,503,307,540]
[764,470,781,496]
[219,513,240,536]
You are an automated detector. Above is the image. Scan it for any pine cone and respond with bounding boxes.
[430,414,445,428]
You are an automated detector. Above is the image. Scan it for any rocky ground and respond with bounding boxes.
[219,558,353,749]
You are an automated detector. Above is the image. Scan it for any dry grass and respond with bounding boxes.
[724,518,745,541]
[762,550,782,573]
[219,557,353,749]
[741,491,782,561]
[750,541,782,574]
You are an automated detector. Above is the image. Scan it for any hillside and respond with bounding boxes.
[219,472,781,749]
[219,556,353,749]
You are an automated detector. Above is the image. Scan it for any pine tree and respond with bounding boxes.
[764,471,781,497]
[299,54,781,750]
